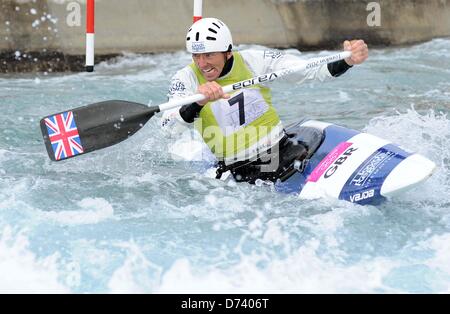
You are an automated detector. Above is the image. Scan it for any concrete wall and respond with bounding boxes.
[1,0,450,72]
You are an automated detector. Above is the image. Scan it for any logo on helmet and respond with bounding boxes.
[192,42,206,53]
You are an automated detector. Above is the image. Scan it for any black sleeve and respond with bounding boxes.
[179,102,203,123]
[327,60,353,77]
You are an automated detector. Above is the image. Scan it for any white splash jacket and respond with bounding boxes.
[161,49,350,164]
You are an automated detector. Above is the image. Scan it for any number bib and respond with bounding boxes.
[190,51,282,161]
[210,89,269,136]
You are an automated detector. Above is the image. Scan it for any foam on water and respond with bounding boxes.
[0,226,69,293]
[156,243,401,293]
[364,107,450,205]
[37,198,114,226]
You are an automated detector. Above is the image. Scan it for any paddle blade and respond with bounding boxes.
[40,100,160,161]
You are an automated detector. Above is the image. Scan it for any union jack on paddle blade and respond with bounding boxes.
[44,111,84,161]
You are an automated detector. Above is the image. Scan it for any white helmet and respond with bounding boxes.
[186,18,233,54]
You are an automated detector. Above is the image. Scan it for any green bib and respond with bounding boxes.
[190,52,281,161]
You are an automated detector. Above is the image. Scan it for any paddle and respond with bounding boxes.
[40,51,351,161]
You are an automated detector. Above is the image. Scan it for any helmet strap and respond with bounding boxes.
[219,53,234,78]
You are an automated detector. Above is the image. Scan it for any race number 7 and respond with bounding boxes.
[228,92,245,126]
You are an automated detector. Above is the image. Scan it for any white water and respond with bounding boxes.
[0,40,449,293]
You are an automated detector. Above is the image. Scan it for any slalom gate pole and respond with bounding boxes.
[86,0,95,72]
[193,0,202,22]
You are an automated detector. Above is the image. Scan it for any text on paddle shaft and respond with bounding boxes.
[232,73,278,90]
[181,298,269,311]
[306,54,344,70]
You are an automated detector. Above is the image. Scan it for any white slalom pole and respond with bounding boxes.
[86,0,95,72]
[158,51,351,112]
[193,0,202,22]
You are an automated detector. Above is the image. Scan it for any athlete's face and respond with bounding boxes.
[193,52,232,81]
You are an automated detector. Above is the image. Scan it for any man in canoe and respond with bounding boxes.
[161,18,368,183]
